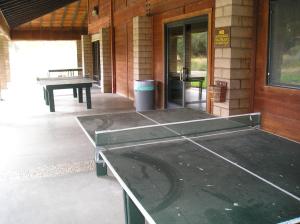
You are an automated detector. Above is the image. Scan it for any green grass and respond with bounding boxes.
[191,79,207,89]
[280,72,300,86]
[191,57,207,71]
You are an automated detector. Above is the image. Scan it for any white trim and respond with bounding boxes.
[278,217,300,224]
[99,150,157,224]
[258,129,300,144]
[75,117,96,148]
[107,128,255,151]
[95,112,261,134]
[76,109,136,118]
[138,112,300,202]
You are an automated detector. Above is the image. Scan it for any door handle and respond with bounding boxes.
[182,67,188,81]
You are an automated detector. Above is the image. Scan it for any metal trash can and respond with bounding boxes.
[134,80,155,112]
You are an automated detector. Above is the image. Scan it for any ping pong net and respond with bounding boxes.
[95,112,261,148]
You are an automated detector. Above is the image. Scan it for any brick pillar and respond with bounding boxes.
[0,34,10,91]
[81,35,93,78]
[99,27,112,93]
[76,40,83,76]
[213,0,254,116]
[133,16,153,81]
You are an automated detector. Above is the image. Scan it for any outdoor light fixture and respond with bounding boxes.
[92,5,99,16]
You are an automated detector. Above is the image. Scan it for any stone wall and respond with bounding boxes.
[133,16,153,81]
[99,27,112,93]
[0,34,10,90]
[76,40,82,69]
[81,35,93,78]
[213,0,254,116]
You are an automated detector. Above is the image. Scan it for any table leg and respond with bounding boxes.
[73,88,77,98]
[199,81,203,102]
[123,191,145,224]
[182,81,186,107]
[48,89,55,112]
[78,87,83,103]
[45,88,49,105]
[95,151,107,176]
[43,87,48,105]
[86,87,91,109]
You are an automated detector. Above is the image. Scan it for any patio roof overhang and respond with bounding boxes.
[0,0,88,40]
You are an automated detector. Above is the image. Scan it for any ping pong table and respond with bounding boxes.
[76,108,300,224]
[37,77,95,112]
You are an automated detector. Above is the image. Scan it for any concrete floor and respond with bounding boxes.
[0,84,135,224]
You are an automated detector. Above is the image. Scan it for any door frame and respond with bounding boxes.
[162,9,213,113]
[92,40,101,84]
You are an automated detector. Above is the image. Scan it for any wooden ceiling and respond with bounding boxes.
[0,0,80,28]
[14,0,88,31]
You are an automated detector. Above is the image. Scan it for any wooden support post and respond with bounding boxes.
[110,0,116,93]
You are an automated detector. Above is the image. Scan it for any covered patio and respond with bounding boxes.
[0,0,299,224]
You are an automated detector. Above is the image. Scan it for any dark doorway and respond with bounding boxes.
[165,16,208,111]
[92,40,101,85]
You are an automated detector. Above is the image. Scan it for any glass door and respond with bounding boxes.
[166,16,208,110]
[166,25,185,106]
[92,40,101,84]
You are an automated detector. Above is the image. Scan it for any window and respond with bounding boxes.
[268,0,300,89]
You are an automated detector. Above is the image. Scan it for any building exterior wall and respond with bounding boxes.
[133,16,153,81]
[81,35,93,78]
[0,34,10,90]
[76,40,83,70]
[99,27,112,93]
[254,0,300,142]
[87,0,300,141]
[0,11,10,91]
[213,0,254,116]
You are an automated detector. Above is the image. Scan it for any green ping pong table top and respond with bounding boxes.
[76,108,300,224]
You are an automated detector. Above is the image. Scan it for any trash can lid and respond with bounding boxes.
[134,80,155,91]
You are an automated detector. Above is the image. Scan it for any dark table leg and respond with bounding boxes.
[199,81,203,102]
[47,89,55,112]
[95,151,107,176]
[43,87,48,105]
[123,191,145,224]
[86,87,91,109]
[78,87,83,103]
[73,88,77,98]
[45,88,49,105]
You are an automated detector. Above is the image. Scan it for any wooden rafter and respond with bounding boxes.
[39,16,43,28]
[71,1,81,28]
[50,11,55,28]
[0,0,78,28]
[81,10,87,27]
[60,5,68,27]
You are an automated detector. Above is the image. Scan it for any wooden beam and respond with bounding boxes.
[40,16,43,28]
[81,10,88,27]
[50,11,55,28]
[10,28,87,40]
[71,1,81,28]
[60,5,68,27]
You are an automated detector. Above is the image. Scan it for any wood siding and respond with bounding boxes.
[88,0,214,106]
[254,0,300,142]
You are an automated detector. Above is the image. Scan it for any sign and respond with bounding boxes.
[215,27,231,48]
